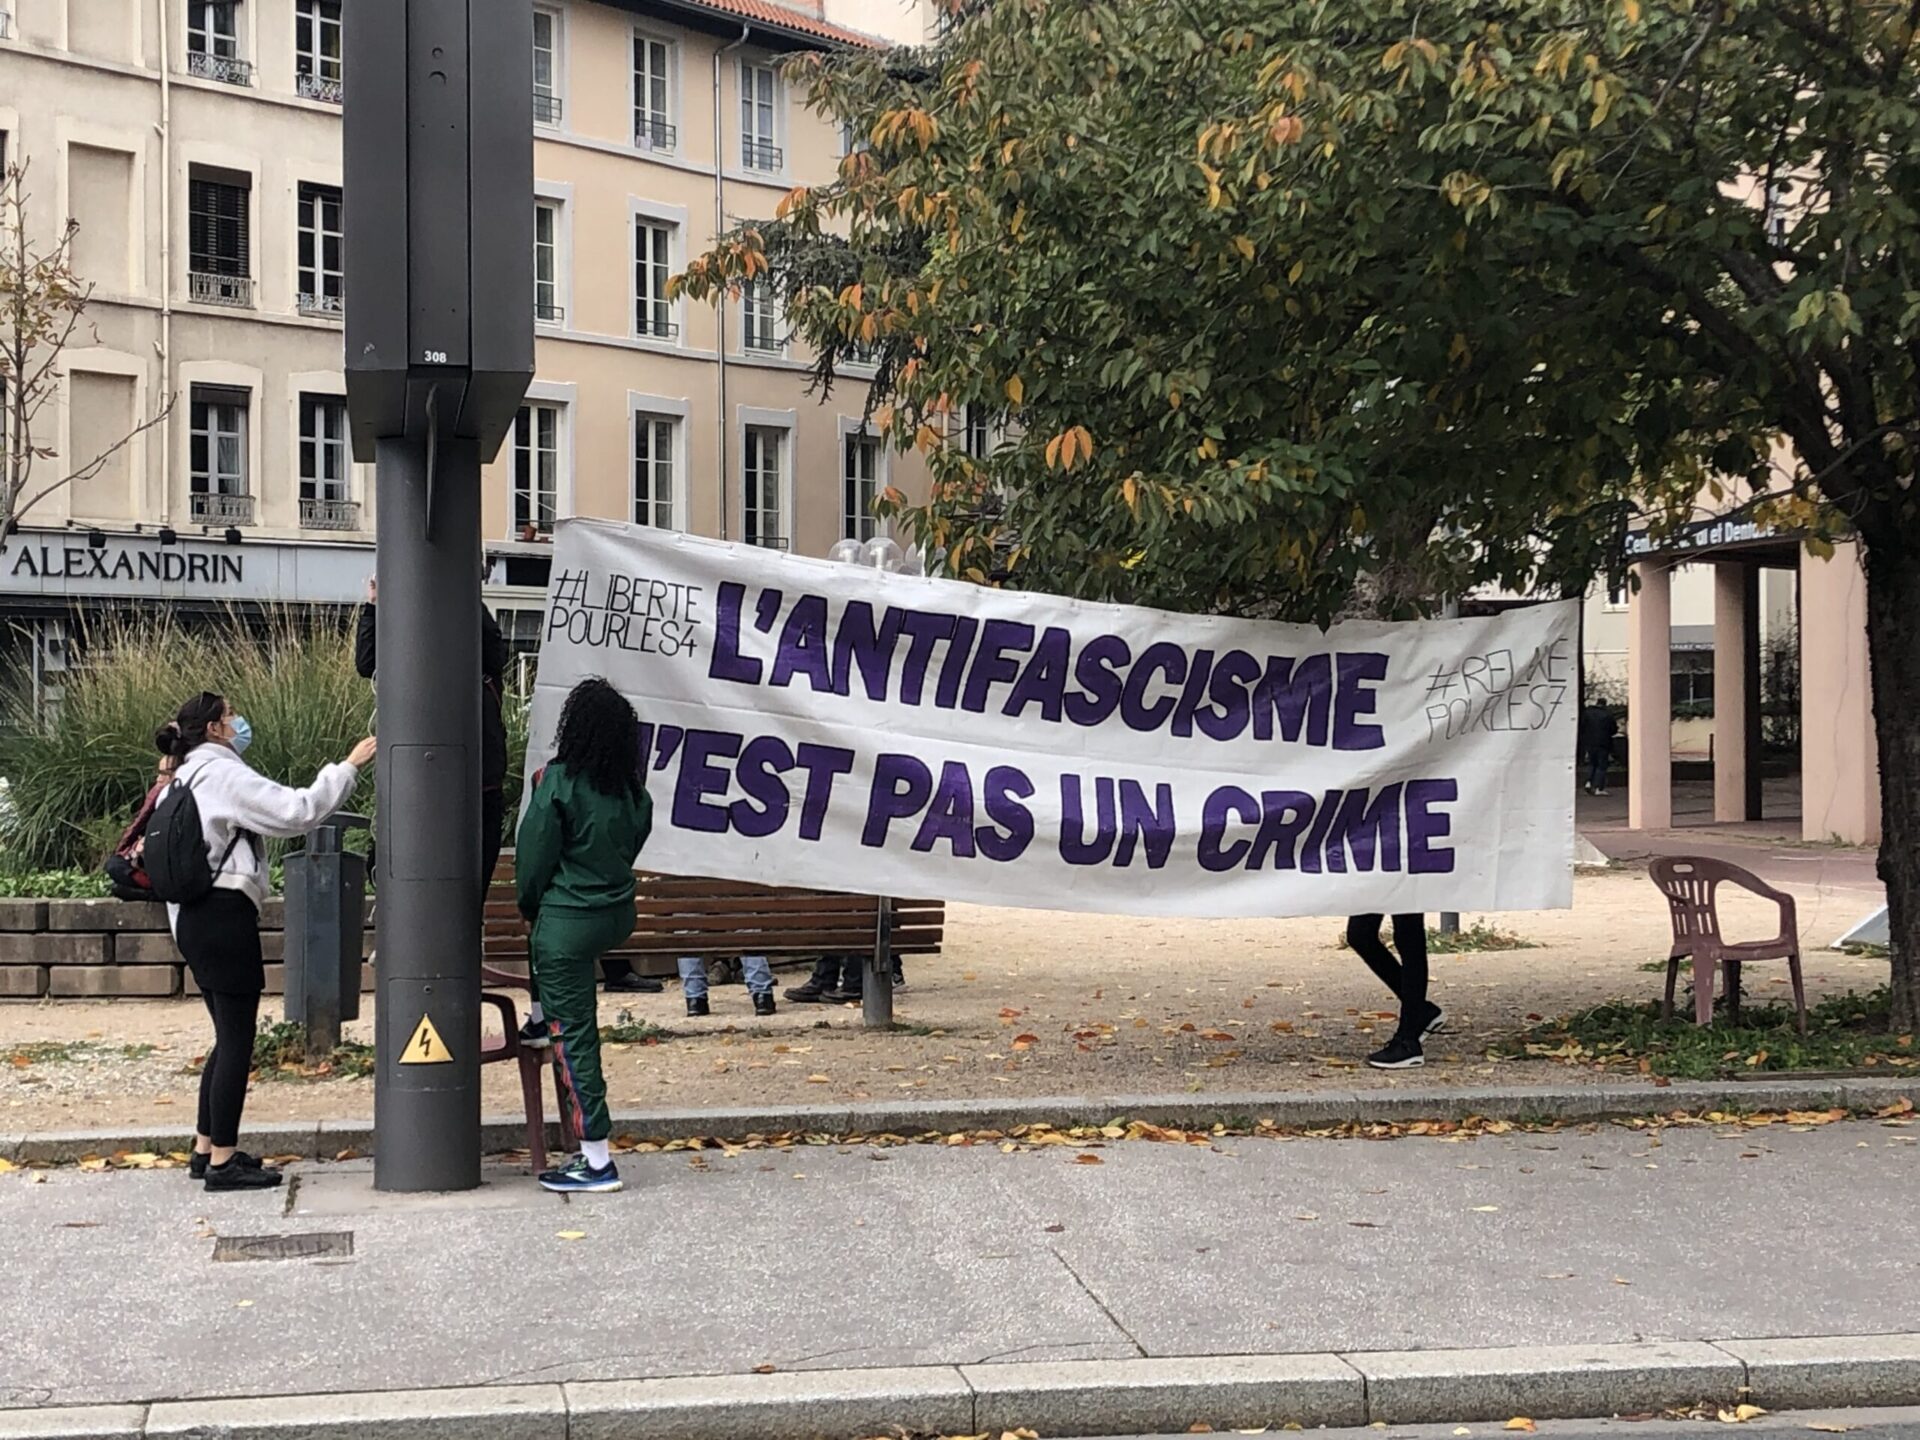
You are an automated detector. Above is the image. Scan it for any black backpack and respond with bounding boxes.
[142,778,242,905]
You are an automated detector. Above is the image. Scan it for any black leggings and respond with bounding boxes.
[1347,913,1430,1017]
[198,988,262,1148]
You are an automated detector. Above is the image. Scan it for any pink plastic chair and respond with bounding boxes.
[1648,856,1807,1033]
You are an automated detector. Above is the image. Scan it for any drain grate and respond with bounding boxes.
[212,1231,354,1263]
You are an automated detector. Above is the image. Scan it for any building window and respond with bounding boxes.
[296,182,343,317]
[513,402,561,537]
[189,385,252,523]
[298,394,356,529]
[1671,650,1715,709]
[742,279,781,354]
[532,8,562,125]
[534,201,562,324]
[1766,179,1791,248]
[186,1,251,85]
[743,425,785,548]
[964,404,990,460]
[634,34,674,150]
[188,170,252,307]
[294,0,343,102]
[634,219,677,340]
[842,431,880,542]
[741,61,781,171]
[633,413,675,529]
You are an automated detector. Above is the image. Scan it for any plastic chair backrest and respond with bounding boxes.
[1647,855,1762,951]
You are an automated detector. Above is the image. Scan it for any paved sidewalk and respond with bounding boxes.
[4,1115,1919,1415]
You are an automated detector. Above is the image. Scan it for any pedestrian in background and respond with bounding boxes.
[1346,914,1443,1070]
[517,678,652,1194]
[783,952,907,1005]
[105,752,176,900]
[680,952,776,1017]
[1579,699,1617,796]
[158,692,373,1190]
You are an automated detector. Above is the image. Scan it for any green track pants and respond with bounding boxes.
[530,904,635,1144]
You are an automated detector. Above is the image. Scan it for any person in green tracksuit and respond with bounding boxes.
[516,677,653,1194]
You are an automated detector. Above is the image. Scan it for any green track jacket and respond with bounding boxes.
[515,761,653,920]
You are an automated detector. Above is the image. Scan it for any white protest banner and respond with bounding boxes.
[526,519,1577,918]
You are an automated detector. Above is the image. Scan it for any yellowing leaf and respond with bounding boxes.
[556,1230,587,1241]
[806,1074,831,1083]
[1622,0,1641,22]
[1505,1421,1536,1433]
[1232,235,1255,261]
[1288,259,1305,284]
[1005,375,1025,406]
[1072,1153,1105,1165]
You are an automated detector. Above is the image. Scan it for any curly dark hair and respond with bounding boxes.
[553,677,645,801]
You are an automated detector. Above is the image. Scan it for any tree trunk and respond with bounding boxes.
[1862,538,1920,1031]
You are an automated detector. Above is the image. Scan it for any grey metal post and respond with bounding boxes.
[863,897,895,1029]
[290,821,345,1057]
[1437,594,1461,937]
[346,0,530,1192]
[371,434,484,1192]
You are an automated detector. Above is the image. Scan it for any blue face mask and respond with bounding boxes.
[227,715,253,756]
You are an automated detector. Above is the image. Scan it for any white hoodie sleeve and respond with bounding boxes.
[218,761,363,840]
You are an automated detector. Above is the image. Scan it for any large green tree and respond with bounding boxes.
[680,0,1920,1020]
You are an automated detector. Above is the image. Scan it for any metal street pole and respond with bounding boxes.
[1437,595,1461,938]
[344,0,533,1191]
[863,897,895,1029]
[370,434,483,1192]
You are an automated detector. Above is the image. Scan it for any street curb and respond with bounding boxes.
[9,1338,1920,1438]
[962,1354,1367,1435]
[5,1075,1913,1164]
[1357,1341,1743,1423]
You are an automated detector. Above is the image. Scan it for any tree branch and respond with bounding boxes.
[12,396,174,522]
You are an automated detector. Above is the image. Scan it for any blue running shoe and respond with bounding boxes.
[538,1155,624,1194]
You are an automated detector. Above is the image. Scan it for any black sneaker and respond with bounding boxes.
[518,1018,552,1050]
[605,973,664,994]
[204,1157,283,1191]
[752,991,776,1017]
[1416,1003,1446,1039]
[891,963,907,990]
[1367,1033,1425,1070]
[189,1149,265,1181]
[686,994,710,1018]
[822,984,864,1005]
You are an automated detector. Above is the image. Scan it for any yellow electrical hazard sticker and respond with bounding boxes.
[399,1013,452,1065]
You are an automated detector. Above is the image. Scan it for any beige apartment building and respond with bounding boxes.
[0,0,933,691]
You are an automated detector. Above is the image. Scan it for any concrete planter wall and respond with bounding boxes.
[0,898,374,1000]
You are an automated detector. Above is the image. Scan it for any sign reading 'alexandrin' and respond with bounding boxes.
[527,519,1577,918]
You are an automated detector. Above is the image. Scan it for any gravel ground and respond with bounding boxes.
[0,864,1890,1136]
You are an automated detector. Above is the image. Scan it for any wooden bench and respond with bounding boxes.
[482,859,945,980]
[477,856,945,1169]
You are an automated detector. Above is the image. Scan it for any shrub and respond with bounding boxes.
[0,609,371,870]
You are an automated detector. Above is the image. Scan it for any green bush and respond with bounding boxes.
[0,868,113,898]
[0,610,373,871]
[0,608,534,876]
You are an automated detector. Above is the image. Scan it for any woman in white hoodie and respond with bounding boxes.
[158,692,375,1192]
